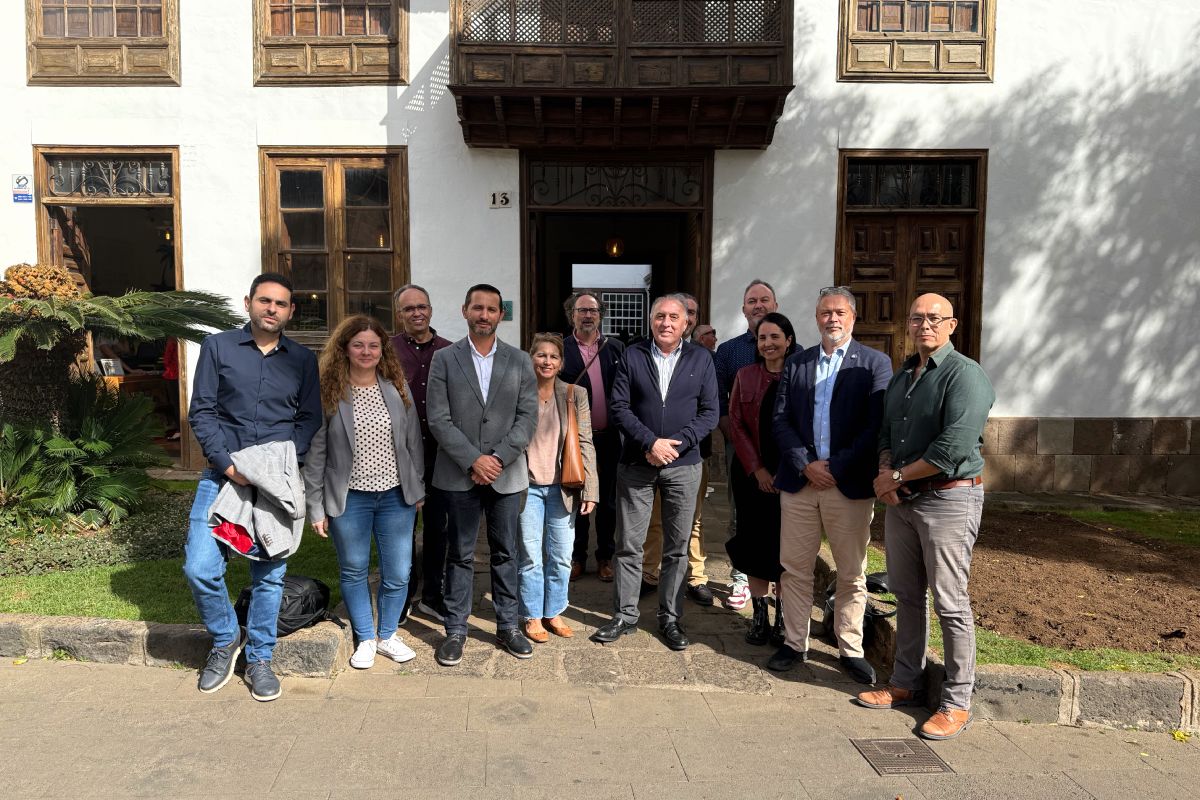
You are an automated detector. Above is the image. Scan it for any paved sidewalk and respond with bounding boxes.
[3,657,1198,799]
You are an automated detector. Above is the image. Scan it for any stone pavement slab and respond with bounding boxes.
[6,654,1200,799]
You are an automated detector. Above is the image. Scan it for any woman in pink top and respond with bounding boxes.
[517,333,599,643]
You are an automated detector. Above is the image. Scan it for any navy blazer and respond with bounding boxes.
[562,334,625,426]
[773,339,892,499]
[611,339,719,467]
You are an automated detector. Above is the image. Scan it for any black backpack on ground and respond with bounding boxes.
[234,575,341,637]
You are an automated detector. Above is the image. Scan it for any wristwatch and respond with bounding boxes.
[891,469,903,483]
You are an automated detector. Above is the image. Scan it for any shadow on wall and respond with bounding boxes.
[714,11,1200,417]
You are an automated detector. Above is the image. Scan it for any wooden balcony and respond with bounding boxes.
[448,0,794,150]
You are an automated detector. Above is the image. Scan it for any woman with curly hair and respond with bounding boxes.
[303,315,425,669]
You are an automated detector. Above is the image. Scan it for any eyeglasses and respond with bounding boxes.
[574,308,601,316]
[400,304,430,314]
[907,315,955,328]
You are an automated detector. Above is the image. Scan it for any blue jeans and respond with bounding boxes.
[328,487,416,644]
[517,484,576,619]
[183,470,287,664]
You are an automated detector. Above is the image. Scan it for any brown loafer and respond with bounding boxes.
[570,561,583,581]
[855,684,923,709]
[597,560,614,582]
[919,708,973,740]
[543,616,574,638]
[523,619,549,643]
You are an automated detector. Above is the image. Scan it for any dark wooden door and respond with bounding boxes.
[840,211,977,368]
[48,205,93,290]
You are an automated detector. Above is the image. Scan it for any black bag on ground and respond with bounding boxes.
[234,575,337,637]
[821,572,897,650]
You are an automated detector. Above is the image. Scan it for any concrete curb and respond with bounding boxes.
[0,613,349,678]
[813,549,1198,733]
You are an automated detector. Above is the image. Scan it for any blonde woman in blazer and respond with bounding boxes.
[304,315,425,670]
[518,333,599,643]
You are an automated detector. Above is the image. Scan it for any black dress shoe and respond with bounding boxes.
[591,618,638,643]
[686,583,715,606]
[435,633,466,666]
[497,629,533,659]
[639,580,657,597]
[659,621,690,651]
[840,655,877,685]
[766,644,808,672]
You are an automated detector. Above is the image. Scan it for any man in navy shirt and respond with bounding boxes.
[591,294,719,652]
[184,273,321,701]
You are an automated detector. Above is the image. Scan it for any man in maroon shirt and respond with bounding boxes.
[391,284,452,621]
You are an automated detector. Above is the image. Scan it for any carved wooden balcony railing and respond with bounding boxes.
[449,0,794,149]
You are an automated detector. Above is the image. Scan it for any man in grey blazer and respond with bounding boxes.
[426,284,539,666]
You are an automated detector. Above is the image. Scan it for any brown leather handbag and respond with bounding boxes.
[560,384,586,490]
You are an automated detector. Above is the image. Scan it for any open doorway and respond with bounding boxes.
[35,148,187,465]
[521,153,713,344]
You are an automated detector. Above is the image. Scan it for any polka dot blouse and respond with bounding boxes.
[348,383,400,492]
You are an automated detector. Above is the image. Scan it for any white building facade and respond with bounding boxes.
[1,1,1197,494]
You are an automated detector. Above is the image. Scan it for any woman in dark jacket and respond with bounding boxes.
[726,312,797,645]
[303,315,425,670]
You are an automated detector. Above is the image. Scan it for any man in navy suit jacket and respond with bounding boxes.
[769,287,892,681]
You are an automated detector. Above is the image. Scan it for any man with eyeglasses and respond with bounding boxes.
[391,284,452,622]
[692,324,717,351]
[856,293,994,741]
[562,291,626,582]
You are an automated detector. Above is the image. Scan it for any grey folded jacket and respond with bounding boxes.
[208,440,306,560]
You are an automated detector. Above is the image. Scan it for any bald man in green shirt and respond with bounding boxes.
[855,293,994,741]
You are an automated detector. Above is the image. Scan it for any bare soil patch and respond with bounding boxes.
[873,509,1200,655]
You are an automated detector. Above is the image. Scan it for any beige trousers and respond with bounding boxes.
[778,485,874,657]
[642,462,709,586]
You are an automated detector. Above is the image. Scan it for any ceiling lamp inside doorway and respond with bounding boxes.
[605,238,624,258]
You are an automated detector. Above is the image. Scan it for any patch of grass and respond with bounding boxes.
[1063,510,1200,548]
[0,526,345,623]
[148,478,200,494]
[865,544,1200,673]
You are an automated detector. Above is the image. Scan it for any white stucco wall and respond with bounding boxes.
[2,0,1197,418]
[713,0,1200,417]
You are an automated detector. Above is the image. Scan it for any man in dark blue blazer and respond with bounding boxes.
[591,294,719,652]
[770,287,892,681]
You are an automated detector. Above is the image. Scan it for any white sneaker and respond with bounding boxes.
[376,633,416,664]
[724,583,751,611]
[416,600,445,623]
[350,639,377,669]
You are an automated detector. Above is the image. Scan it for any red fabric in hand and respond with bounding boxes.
[212,520,253,554]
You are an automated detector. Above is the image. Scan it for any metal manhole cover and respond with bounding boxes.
[851,738,955,775]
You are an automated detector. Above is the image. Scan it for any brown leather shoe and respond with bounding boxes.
[919,708,973,740]
[597,560,614,582]
[570,561,583,581]
[523,619,549,644]
[543,616,574,638]
[855,684,923,709]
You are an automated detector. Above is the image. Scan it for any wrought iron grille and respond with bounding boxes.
[527,162,704,209]
[460,0,615,43]
[845,160,975,209]
[47,157,173,198]
[630,0,783,44]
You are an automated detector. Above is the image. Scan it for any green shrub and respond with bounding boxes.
[0,376,169,531]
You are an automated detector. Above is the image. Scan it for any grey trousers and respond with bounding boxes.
[884,484,984,711]
[612,462,703,626]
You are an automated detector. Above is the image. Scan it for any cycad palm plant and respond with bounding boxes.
[0,263,244,426]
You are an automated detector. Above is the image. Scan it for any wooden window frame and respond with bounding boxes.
[834,148,987,363]
[25,0,180,86]
[259,147,410,347]
[837,0,995,82]
[253,0,409,86]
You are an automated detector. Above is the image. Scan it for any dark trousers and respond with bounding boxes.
[572,427,619,565]
[442,484,523,636]
[398,466,449,621]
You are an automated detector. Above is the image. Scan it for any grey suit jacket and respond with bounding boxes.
[302,376,426,524]
[427,336,538,495]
